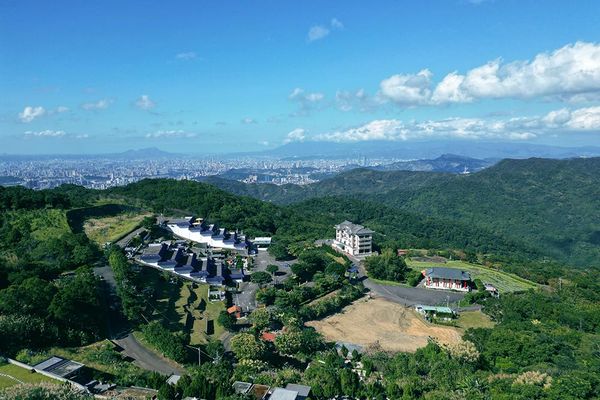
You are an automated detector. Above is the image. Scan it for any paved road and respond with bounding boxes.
[113,334,184,376]
[364,279,465,306]
[94,265,185,376]
[115,227,146,248]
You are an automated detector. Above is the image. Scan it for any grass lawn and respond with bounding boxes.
[456,310,496,330]
[0,363,58,389]
[407,260,537,293]
[136,267,225,346]
[84,212,151,245]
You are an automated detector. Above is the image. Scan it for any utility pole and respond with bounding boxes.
[186,345,201,366]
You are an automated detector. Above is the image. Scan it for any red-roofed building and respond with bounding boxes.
[261,331,277,342]
[227,305,242,318]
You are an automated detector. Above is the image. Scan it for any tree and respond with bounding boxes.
[230,333,266,360]
[250,271,272,287]
[158,382,178,400]
[364,249,408,282]
[275,329,303,355]
[217,310,237,332]
[266,264,279,276]
[205,339,225,361]
[0,277,56,316]
[268,243,291,261]
[249,308,272,331]
[48,269,104,338]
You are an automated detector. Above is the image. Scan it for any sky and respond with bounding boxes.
[1,0,600,154]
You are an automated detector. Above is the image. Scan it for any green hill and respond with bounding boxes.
[204,157,600,267]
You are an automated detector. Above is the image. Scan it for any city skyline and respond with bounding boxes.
[2,0,600,154]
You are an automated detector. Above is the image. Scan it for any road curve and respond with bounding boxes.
[94,265,185,376]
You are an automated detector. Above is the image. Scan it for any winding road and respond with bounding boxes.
[94,265,185,376]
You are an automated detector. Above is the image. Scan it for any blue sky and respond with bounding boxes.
[1,0,600,154]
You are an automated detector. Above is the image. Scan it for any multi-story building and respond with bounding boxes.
[333,220,374,257]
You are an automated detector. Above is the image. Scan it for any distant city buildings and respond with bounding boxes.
[0,154,405,190]
[333,220,374,257]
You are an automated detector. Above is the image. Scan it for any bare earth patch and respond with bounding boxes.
[306,297,463,353]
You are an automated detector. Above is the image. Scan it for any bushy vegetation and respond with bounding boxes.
[140,321,188,363]
[364,248,409,282]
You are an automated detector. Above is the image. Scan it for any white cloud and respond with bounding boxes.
[135,95,156,110]
[175,51,198,61]
[146,130,196,138]
[331,18,344,30]
[18,106,46,122]
[307,18,344,42]
[564,106,600,130]
[81,99,111,110]
[289,88,325,115]
[56,106,69,113]
[300,105,600,143]
[24,129,66,137]
[307,25,329,42]
[379,69,433,105]
[336,89,376,112]
[378,41,600,106]
[241,117,257,124]
[284,128,307,143]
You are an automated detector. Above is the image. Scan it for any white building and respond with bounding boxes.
[166,217,247,251]
[333,220,374,257]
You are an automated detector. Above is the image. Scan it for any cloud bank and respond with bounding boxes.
[284,106,600,143]
[378,42,600,106]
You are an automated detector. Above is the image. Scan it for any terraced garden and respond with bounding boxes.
[407,259,538,293]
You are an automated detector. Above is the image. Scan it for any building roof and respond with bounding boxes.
[416,305,456,314]
[425,267,471,281]
[335,220,374,235]
[232,381,252,395]
[167,375,181,386]
[251,384,270,400]
[33,356,84,378]
[285,384,311,398]
[261,332,277,342]
[227,305,242,314]
[269,388,299,400]
[253,237,272,245]
[142,243,166,255]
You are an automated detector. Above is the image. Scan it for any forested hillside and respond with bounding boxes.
[204,157,600,267]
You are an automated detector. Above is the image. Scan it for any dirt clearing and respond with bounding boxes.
[306,297,463,353]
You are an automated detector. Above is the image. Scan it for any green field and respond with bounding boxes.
[0,363,58,389]
[456,310,496,330]
[407,260,538,293]
[137,267,225,345]
[83,212,150,245]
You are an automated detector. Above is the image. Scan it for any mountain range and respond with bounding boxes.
[202,157,600,267]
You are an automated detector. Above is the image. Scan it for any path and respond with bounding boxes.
[94,265,185,376]
[115,227,146,248]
